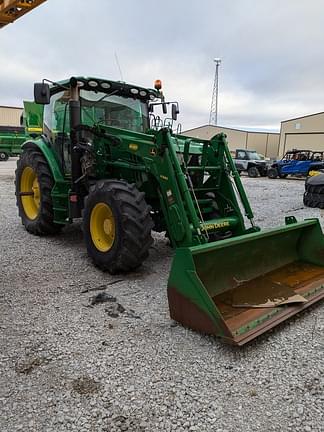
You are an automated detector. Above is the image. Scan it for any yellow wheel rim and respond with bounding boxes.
[20,166,40,220]
[90,203,116,252]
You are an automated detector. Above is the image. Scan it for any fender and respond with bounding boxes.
[22,137,65,183]
[22,137,70,224]
[234,162,246,171]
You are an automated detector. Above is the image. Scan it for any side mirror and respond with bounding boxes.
[34,83,50,105]
[20,113,24,126]
[171,103,179,121]
[162,103,167,114]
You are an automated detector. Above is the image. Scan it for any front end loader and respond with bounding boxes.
[15,76,324,345]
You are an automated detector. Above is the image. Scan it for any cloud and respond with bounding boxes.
[0,0,323,131]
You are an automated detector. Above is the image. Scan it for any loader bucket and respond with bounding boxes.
[167,219,324,345]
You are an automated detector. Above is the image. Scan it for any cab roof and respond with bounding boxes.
[50,76,160,101]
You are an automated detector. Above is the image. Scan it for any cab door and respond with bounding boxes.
[43,90,72,175]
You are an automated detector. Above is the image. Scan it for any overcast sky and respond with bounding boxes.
[0,0,323,132]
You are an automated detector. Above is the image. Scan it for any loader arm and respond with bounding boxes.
[92,125,254,248]
[94,124,324,345]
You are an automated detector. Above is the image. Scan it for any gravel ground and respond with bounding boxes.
[0,160,323,432]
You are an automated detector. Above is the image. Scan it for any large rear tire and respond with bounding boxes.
[83,180,154,274]
[15,147,63,235]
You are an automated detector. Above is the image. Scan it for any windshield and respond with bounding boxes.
[80,90,149,133]
[247,151,262,160]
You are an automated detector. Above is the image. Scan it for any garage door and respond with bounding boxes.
[285,133,324,152]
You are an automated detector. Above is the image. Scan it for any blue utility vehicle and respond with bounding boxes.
[268,149,324,179]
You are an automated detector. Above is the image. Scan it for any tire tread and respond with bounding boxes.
[83,179,153,273]
[15,148,62,235]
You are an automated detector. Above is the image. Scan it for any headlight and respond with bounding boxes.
[88,80,98,88]
[101,82,111,89]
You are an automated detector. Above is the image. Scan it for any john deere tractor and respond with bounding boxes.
[16,76,324,345]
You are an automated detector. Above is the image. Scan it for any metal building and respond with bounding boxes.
[182,125,280,158]
[0,105,23,127]
[279,112,324,157]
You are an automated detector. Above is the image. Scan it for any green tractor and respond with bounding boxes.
[16,76,324,345]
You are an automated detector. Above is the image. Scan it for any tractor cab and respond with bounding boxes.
[33,76,182,179]
[34,77,161,173]
[38,78,156,133]
[36,76,179,135]
[35,77,181,172]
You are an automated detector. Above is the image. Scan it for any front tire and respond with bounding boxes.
[15,147,62,235]
[83,180,153,274]
[0,151,9,161]
[248,166,259,178]
[268,167,278,179]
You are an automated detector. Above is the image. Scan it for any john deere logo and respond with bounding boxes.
[202,221,230,230]
[129,143,138,151]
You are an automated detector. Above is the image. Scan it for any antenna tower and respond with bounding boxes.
[209,58,221,125]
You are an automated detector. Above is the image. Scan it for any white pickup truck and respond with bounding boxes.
[233,149,268,177]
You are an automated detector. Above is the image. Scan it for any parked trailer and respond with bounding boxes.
[0,126,26,161]
[0,102,43,161]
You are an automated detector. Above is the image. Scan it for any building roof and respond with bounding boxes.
[281,111,324,124]
[0,105,23,110]
[183,124,279,135]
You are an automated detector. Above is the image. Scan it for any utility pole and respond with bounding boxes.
[209,58,221,126]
